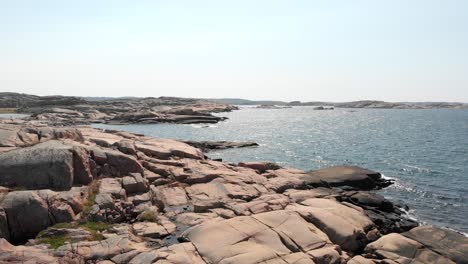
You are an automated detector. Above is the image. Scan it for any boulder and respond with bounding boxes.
[122,173,149,194]
[0,191,50,243]
[104,149,144,176]
[307,166,392,190]
[0,140,74,190]
[115,139,137,155]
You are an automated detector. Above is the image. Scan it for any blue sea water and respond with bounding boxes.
[93,106,468,233]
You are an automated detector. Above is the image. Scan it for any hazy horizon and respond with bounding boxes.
[1,0,467,102]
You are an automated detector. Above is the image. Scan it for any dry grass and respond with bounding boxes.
[0,108,17,114]
[82,180,100,216]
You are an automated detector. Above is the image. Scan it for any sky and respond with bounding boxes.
[0,0,467,102]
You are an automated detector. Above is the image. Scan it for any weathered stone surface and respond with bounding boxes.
[402,225,468,264]
[132,221,174,239]
[152,186,189,207]
[100,178,126,199]
[182,210,331,264]
[71,145,94,185]
[0,191,50,243]
[228,193,290,215]
[37,227,92,243]
[307,166,392,190]
[0,125,22,147]
[285,188,338,203]
[115,139,137,155]
[238,161,282,173]
[104,148,144,175]
[153,242,206,264]
[364,232,456,264]
[80,127,124,146]
[0,208,10,241]
[183,140,259,151]
[0,238,58,263]
[0,140,74,190]
[264,168,314,192]
[286,198,375,252]
[136,138,204,160]
[175,212,221,226]
[54,234,140,261]
[122,173,149,194]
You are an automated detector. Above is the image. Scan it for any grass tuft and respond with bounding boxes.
[0,108,17,114]
[39,236,69,249]
[79,221,111,232]
[52,222,78,229]
[82,180,100,216]
[137,211,157,222]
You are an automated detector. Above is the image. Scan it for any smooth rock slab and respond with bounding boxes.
[286,198,375,253]
[364,233,456,264]
[182,210,331,264]
[402,225,468,264]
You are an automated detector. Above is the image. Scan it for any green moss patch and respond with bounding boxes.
[39,235,69,249]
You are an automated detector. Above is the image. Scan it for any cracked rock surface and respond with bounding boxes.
[0,121,467,264]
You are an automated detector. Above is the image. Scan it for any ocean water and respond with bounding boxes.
[93,107,468,233]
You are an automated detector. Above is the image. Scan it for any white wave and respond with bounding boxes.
[380,173,395,180]
[441,227,468,238]
[399,207,419,222]
[190,124,217,128]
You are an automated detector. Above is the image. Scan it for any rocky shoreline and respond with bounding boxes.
[0,115,467,263]
[0,92,237,126]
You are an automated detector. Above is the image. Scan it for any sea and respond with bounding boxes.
[16,107,468,233]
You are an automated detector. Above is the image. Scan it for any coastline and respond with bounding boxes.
[0,116,467,263]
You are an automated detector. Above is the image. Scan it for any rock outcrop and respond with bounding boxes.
[0,92,237,125]
[0,122,465,263]
[183,140,259,151]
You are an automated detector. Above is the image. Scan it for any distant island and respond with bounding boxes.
[208,98,468,109]
[1,93,467,113]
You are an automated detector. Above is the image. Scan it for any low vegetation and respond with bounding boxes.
[38,236,69,249]
[137,210,157,222]
[0,108,17,113]
[38,221,111,249]
[82,180,100,216]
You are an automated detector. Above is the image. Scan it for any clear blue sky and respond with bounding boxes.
[1,0,467,102]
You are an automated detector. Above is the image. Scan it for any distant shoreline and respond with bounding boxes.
[1,92,467,110]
